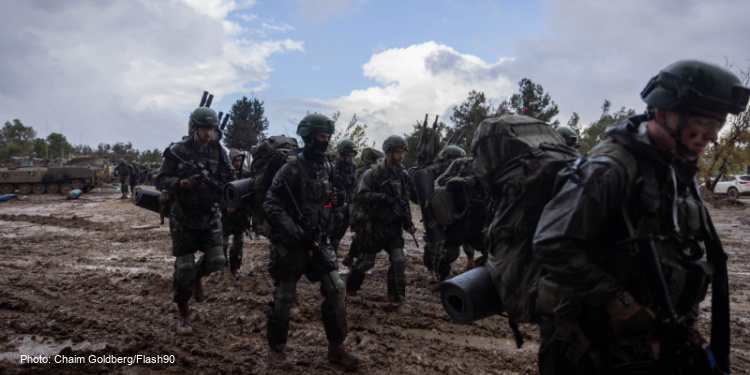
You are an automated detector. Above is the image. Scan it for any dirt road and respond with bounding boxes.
[1,187,749,374]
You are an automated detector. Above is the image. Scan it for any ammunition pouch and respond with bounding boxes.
[661,257,713,316]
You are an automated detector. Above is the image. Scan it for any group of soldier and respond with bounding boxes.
[113,159,161,199]
[145,59,748,373]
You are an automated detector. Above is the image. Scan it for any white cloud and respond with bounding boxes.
[270,42,515,146]
[0,0,302,151]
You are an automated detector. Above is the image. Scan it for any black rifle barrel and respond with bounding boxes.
[205,94,214,108]
[221,114,230,131]
[199,91,209,107]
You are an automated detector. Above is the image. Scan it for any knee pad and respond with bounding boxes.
[174,254,195,285]
[356,253,377,273]
[390,247,406,265]
[203,246,226,273]
[273,282,297,318]
[321,271,346,312]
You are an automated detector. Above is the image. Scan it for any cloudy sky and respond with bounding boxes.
[1,0,748,153]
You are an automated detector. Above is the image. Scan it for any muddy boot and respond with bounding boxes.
[230,269,245,278]
[328,342,360,368]
[268,348,293,365]
[193,275,205,303]
[176,301,193,335]
[466,255,475,271]
[342,253,354,268]
[426,268,436,282]
[267,305,292,364]
[120,191,128,199]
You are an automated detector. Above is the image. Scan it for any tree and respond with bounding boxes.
[329,112,374,152]
[111,142,139,162]
[699,65,750,189]
[224,95,269,152]
[0,119,36,162]
[450,90,501,154]
[502,78,560,125]
[139,148,163,164]
[45,133,74,160]
[578,100,635,154]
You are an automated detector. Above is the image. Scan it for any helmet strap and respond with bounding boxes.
[654,109,698,159]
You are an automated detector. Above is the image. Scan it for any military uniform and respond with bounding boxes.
[263,114,358,366]
[346,158,416,302]
[532,60,747,374]
[420,160,449,273]
[155,106,228,335]
[222,149,249,276]
[329,153,356,252]
[114,160,134,198]
[130,162,139,193]
[434,157,488,279]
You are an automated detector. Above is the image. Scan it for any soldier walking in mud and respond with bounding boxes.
[433,154,488,281]
[114,158,134,199]
[329,139,358,253]
[533,60,747,374]
[421,145,466,281]
[222,149,249,277]
[345,135,417,305]
[155,107,229,335]
[342,147,384,267]
[263,114,359,367]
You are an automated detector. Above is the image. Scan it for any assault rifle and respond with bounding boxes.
[278,177,322,249]
[623,234,722,374]
[380,178,419,248]
[162,145,224,193]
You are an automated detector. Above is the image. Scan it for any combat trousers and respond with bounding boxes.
[170,212,225,303]
[346,222,406,301]
[423,241,443,270]
[222,218,244,271]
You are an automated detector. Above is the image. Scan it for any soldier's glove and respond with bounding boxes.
[606,291,655,341]
[182,174,202,189]
[403,220,415,232]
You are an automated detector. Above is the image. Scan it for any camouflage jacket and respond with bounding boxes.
[155,137,229,220]
[353,159,417,225]
[114,162,133,177]
[534,115,714,320]
[330,157,356,202]
[263,152,332,244]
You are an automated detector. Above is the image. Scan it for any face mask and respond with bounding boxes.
[312,139,329,155]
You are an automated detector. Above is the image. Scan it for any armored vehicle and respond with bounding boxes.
[0,157,102,195]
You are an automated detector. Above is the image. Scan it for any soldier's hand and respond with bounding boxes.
[181,174,202,189]
[606,291,655,342]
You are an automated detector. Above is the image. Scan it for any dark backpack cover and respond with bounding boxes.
[249,135,300,236]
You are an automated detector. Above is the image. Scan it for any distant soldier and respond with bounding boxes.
[342,147,384,267]
[263,114,359,366]
[434,156,488,280]
[329,139,358,253]
[346,135,417,305]
[556,126,580,149]
[222,149,250,277]
[130,162,139,193]
[114,158,134,199]
[421,145,465,280]
[155,107,229,335]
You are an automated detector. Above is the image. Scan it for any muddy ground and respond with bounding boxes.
[1,186,749,374]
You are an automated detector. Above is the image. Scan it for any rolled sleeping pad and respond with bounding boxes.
[133,187,161,214]
[69,189,83,199]
[432,265,504,324]
[222,177,253,210]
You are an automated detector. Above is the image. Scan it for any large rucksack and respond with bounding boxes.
[248,135,300,236]
[472,115,578,324]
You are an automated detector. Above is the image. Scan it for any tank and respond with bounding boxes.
[0,157,104,195]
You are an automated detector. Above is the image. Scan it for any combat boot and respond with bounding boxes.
[268,348,293,365]
[120,191,128,199]
[176,301,193,335]
[426,269,436,282]
[466,256,475,271]
[193,275,205,303]
[327,342,360,368]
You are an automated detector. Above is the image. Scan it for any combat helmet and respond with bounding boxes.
[641,60,750,115]
[438,145,466,161]
[297,113,335,139]
[641,60,750,157]
[556,126,579,149]
[336,139,359,156]
[382,135,408,152]
[189,107,220,130]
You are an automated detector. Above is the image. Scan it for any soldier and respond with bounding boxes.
[155,107,229,335]
[533,60,748,374]
[342,147,385,267]
[222,149,249,277]
[345,135,417,305]
[421,145,465,280]
[263,114,359,367]
[130,161,139,193]
[329,139,358,253]
[556,126,580,149]
[114,158,134,199]
[434,155,488,280]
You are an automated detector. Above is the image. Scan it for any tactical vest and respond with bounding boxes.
[171,140,226,215]
[284,153,332,229]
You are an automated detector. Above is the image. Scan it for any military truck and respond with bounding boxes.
[0,157,102,195]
